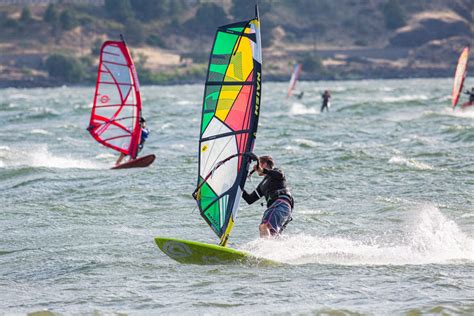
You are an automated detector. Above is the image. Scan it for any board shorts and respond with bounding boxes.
[261,199,292,235]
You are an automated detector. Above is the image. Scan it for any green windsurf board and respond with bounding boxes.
[155,237,279,266]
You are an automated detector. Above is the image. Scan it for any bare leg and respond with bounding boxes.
[116,153,126,166]
[259,223,272,238]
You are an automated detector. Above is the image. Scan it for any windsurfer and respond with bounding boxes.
[296,91,304,99]
[138,117,150,152]
[115,117,149,166]
[242,156,294,237]
[462,87,474,109]
[321,90,331,112]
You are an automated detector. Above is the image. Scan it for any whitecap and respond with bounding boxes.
[290,103,318,115]
[388,156,433,170]
[241,205,473,265]
[381,95,428,103]
[30,129,50,135]
[3,145,104,169]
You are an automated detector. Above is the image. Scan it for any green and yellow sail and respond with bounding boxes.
[196,8,262,246]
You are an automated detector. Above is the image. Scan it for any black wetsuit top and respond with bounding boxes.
[242,168,293,208]
[465,91,474,102]
[322,93,330,106]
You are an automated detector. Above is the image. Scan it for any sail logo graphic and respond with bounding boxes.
[163,240,192,259]
[100,95,110,104]
[255,71,261,116]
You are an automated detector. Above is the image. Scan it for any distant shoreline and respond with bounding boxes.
[0,75,453,89]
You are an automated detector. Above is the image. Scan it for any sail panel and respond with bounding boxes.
[197,17,262,243]
[287,63,302,98]
[88,41,142,158]
[452,47,469,108]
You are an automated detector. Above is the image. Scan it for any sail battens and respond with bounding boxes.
[95,104,137,108]
[99,82,134,86]
[206,81,254,86]
[200,129,251,142]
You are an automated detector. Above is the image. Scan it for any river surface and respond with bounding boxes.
[1,78,473,315]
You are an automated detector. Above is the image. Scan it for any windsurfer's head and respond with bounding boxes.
[259,155,274,170]
[140,117,146,127]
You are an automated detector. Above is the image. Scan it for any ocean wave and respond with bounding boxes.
[290,103,318,115]
[242,205,473,265]
[0,145,103,169]
[30,129,51,135]
[380,95,428,103]
[388,156,433,170]
[294,138,321,148]
[436,107,474,119]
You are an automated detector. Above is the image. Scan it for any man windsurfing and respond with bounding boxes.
[115,117,150,166]
[243,155,294,237]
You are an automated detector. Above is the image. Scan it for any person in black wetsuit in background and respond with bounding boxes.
[462,87,474,109]
[243,156,294,238]
[321,90,331,112]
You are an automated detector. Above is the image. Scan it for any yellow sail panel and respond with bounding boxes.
[215,85,242,121]
[225,35,253,82]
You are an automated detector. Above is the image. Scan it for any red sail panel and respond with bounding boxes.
[452,47,469,108]
[88,41,142,158]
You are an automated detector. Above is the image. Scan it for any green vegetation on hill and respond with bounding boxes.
[0,0,471,87]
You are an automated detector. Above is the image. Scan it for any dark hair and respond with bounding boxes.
[259,155,274,169]
[140,117,146,123]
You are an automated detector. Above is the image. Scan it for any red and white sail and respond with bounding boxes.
[452,47,469,108]
[287,63,302,98]
[88,40,142,159]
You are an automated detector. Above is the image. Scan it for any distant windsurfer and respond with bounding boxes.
[243,155,294,238]
[296,91,304,100]
[461,87,474,109]
[321,90,331,112]
[115,117,150,166]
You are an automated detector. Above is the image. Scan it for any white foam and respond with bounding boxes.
[161,123,174,130]
[30,129,50,135]
[3,145,103,169]
[171,144,186,149]
[290,103,318,115]
[388,156,433,170]
[438,107,474,119]
[294,139,321,148]
[242,205,473,265]
[176,100,194,105]
[96,153,116,159]
[9,93,31,100]
[381,95,428,103]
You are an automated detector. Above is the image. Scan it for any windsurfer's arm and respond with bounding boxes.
[242,186,263,205]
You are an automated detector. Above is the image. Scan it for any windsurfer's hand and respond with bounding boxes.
[253,164,263,174]
[248,153,258,161]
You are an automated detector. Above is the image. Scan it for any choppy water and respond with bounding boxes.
[1,78,473,315]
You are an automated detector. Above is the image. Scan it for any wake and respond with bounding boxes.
[0,145,104,169]
[242,204,473,265]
